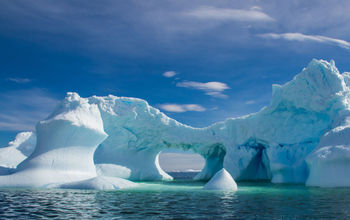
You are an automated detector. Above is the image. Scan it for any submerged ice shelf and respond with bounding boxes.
[1,59,350,189]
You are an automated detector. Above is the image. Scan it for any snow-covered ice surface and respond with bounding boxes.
[1,59,350,188]
[204,168,238,190]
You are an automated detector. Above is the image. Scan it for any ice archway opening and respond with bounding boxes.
[157,142,227,181]
[158,149,205,179]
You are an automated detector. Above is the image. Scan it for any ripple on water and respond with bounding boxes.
[0,181,350,219]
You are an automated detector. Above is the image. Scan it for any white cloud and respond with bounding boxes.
[258,32,350,50]
[177,81,229,91]
[7,78,32,83]
[159,104,206,113]
[205,91,228,99]
[163,71,177,78]
[245,100,256,105]
[0,88,59,131]
[185,6,275,22]
[176,81,230,98]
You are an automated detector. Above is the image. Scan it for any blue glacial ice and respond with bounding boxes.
[1,59,350,188]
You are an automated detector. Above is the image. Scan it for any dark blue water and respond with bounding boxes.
[1,172,350,219]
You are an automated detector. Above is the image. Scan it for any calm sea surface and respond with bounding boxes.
[0,172,350,219]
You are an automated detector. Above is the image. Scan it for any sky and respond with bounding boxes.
[1,0,350,147]
[159,153,205,172]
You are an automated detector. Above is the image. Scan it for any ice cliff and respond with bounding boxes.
[1,59,350,188]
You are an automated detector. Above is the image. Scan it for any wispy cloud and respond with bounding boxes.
[7,78,32,83]
[0,88,59,131]
[245,100,256,105]
[163,71,177,78]
[185,6,275,22]
[159,104,206,113]
[258,32,350,50]
[176,81,230,98]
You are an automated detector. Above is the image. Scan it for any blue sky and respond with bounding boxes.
[1,0,350,146]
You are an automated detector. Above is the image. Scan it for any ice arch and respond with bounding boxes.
[87,94,229,181]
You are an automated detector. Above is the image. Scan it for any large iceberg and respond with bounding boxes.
[1,59,350,188]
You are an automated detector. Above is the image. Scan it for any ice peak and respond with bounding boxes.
[66,92,81,102]
[41,92,106,135]
[270,59,347,113]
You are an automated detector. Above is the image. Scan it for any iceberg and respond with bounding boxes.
[204,168,237,190]
[0,93,109,188]
[306,114,350,187]
[0,132,36,174]
[1,59,350,188]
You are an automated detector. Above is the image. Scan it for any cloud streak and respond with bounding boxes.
[163,71,177,78]
[258,32,350,50]
[176,81,230,98]
[185,6,275,22]
[7,78,32,83]
[159,104,206,113]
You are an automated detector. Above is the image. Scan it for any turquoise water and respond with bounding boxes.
[1,173,350,219]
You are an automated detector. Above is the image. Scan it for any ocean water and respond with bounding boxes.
[1,172,350,219]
